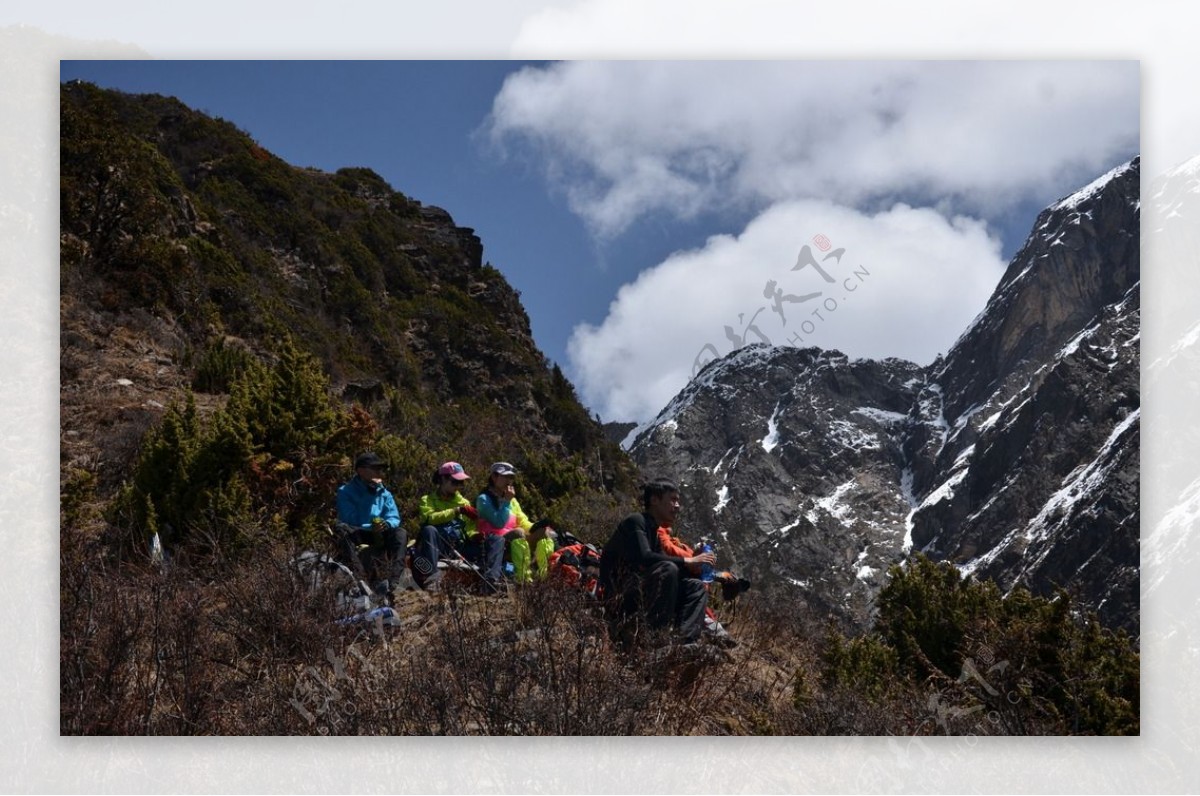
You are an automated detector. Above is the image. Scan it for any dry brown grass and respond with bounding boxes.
[60,528,1095,736]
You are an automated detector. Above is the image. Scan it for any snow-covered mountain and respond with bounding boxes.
[629,158,1141,633]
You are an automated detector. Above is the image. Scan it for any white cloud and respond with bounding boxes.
[567,199,1005,422]
[494,59,1135,422]
[508,0,1200,180]
[487,60,1138,239]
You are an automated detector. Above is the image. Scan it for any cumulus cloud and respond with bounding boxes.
[567,200,1006,422]
[486,61,1138,240]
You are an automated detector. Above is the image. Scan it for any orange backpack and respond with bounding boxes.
[548,542,602,596]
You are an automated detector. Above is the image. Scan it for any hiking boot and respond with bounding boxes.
[705,620,738,649]
[709,631,738,649]
[371,580,396,607]
[394,568,418,592]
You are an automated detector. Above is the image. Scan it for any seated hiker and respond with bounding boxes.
[334,452,406,600]
[599,478,715,645]
[474,462,533,587]
[413,461,481,590]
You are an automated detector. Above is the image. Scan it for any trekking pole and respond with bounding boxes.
[447,540,499,594]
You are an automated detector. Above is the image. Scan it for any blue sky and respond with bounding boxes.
[60,60,1139,422]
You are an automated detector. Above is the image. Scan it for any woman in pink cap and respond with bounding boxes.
[414,461,480,590]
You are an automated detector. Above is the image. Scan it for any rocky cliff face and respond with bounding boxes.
[908,159,1140,632]
[630,159,1141,634]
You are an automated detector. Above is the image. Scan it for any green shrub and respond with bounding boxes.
[874,555,1003,677]
[192,337,257,393]
[821,629,900,702]
[115,336,357,555]
[869,554,1139,734]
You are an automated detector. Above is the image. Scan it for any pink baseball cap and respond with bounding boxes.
[437,461,470,481]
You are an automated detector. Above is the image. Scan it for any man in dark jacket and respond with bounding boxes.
[600,478,715,644]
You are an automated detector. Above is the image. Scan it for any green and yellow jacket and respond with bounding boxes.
[418,491,478,541]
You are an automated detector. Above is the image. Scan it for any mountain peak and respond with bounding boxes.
[1049,156,1139,212]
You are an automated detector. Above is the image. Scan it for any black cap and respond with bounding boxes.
[354,452,387,470]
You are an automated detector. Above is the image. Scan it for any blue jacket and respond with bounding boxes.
[336,476,402,530]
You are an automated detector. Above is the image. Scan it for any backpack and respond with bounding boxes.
[294,551,401,627]
[548,542,602,596]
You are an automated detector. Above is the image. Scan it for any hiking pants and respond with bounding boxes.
[414,524,464,588]
[482,530,529,585]
[641,560,708,642]
[336,523,405,588]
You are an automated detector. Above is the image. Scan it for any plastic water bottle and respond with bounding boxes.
[336,606,400,627]
[700,542,714,583]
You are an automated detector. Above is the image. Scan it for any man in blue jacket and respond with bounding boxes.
[336,452,405,600]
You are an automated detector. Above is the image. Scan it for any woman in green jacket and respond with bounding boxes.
[413,461,479,590]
